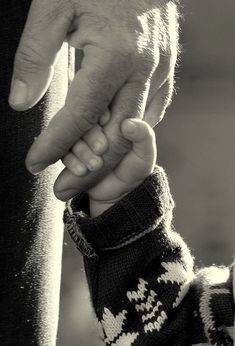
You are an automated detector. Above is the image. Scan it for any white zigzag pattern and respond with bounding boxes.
[111,332,139,346]
[157,261,188,285]
[100,307,139,345]
[127,278,167,334]
[136,299,162,313]
[144,311,168,333]
[141,302,163,321]
[101,308,127,343]
[99,260,196,342]
[157,261,193,308]
[127,278,148,302]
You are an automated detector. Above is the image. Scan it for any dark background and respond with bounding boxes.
[57,1,235,344]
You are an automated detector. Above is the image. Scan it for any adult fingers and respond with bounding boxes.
[53,76,151,200]
[144,53,176,127]
[145,77,174,128]
[53,75,173,200]
[108,75,151,126]
[25,46,130,174]
[9,0,73,111]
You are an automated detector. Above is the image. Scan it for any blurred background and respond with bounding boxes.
[57,1,235,345]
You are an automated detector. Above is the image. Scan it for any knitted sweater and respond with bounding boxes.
[64,166,234,346]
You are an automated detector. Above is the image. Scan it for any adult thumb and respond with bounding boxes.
[9,0,73,111]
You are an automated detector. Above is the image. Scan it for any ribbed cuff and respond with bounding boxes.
[64,166,174,258]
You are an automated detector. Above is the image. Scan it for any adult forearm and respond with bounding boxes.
[0,3,67,343]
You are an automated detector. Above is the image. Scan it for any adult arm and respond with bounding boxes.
[0,2,68,343]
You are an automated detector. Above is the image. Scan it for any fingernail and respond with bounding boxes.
[28,163,47,174]
[75,165,87,176]
[94,141,103,152]
[9,79,28,105]
[126,120,136,133]
[88,158,101,170]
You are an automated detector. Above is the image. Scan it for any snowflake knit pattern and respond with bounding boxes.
[64,166,234,346]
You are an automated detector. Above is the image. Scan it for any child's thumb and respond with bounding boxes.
[121,119,157,162]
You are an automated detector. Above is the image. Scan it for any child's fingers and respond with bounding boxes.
[112,119,156,185]
[62,152,88,177]
[83,125,109,155]
[62,125,107,177]
[72,139,104,172]
[121,118,156,163]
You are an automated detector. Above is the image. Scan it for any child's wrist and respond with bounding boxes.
[89,177,150,217]
[89,194,128,218]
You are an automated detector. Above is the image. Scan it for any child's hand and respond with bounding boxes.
[63,118,157,217]
[61,111,110,177]
[62,124,108,176]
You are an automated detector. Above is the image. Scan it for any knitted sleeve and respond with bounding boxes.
[64,166,234,345]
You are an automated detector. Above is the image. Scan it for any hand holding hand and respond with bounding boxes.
[9,0,178,196]
[64,118,157,217]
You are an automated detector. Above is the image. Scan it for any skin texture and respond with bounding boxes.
[9,0,178,200]
[87,118,157,217]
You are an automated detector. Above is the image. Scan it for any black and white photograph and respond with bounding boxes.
[0,0,234,345]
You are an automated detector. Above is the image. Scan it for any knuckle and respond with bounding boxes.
[14,43,45,74]
[86,126,102,143]
[83,108,100,126]
[65,103,101,134]
[44,3,73,25]
[82,131,92,145]
[117,98,144,120]
[72,141,86,157]
[83,136,95,150]
[62,152,73,166]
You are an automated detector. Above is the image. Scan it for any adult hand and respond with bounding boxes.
[9,0,178,199]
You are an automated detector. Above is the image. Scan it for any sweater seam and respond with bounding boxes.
[101,214,166,251]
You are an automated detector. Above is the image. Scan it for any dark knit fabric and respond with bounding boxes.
[64,166,234,346]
